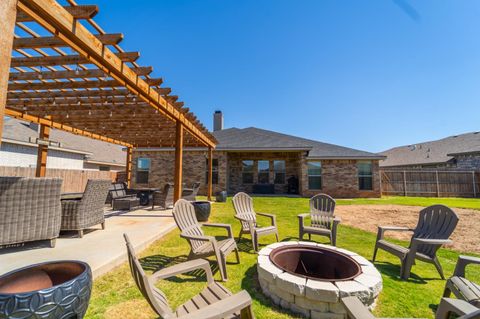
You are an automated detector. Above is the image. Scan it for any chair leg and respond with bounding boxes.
[331,233,336,247]
[216,251,227,281]
[101,222,106,230]
[308,233,311,241]
[299,230,303,240]
[401,253,415,280]
[78,230,84,238]
[433,256,445,280]
[275,232,279,242]
[372,245,379,262]
[50,238,56,248]
[443,282,452,298]
[237,230,243,243]
[234,248,240,264]
[253,233,259,252]
[240,305,255,319]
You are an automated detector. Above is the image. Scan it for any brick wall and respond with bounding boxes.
[455,154,480,170]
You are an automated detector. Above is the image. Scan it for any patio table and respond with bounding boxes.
[135,188,160,206]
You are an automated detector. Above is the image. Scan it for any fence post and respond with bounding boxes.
[403,170,407,196]
[473,171,477,198]
[435,170,440,197]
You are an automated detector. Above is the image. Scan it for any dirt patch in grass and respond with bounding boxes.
[336,205,480,254]
[104,299,155,319]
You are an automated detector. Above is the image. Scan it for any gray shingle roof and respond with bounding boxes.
[212,127,384,159]
[2,117,126,166]
[380,131,480,167]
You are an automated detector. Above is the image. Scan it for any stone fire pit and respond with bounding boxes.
[257,241,382,318]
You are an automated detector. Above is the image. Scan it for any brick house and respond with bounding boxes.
[132,112,385,198]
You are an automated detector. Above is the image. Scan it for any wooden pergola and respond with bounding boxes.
[0,0,217,202]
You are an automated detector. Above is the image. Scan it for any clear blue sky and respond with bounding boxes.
[91,0,480,152]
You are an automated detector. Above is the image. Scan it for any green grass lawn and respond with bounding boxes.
[86,196,480,318]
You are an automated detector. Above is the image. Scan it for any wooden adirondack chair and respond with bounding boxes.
[341,296,479,319]
[444,255,480,308]
[373,204,459,280]
[173,199,239,281]
[232,192,279,252]
[123,234,254,319]
[298,193,341,246]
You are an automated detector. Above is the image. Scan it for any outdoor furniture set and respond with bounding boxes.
[0,177,111,247]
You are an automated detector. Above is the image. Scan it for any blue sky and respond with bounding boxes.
[91,0,480,152]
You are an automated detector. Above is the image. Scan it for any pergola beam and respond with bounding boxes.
[35,119,50,177]
[174,121,184,202]
[13,33,124,49]
[16,5,99,22]
[10,51,139,67]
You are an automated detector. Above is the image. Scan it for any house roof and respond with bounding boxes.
[2,117,126,167]
[380,131,480,167]
[212,127,384,160]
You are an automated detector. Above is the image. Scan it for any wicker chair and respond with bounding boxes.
[61,179,111,238]
[182,182,201,201]
[0,177,63,248]
[298,193,341,246]
[232,192,279,252]
[173,199,239,281]
[108,182,140,211]
[152,183,174,210]
[373,204,459,280]
[124,234,254,318]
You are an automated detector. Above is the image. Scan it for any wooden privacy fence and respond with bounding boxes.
[381,169,480,198]
[0,167,117,193]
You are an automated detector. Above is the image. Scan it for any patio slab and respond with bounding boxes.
[0,208,176,279]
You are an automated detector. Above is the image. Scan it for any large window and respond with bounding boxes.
[205,158,219,184]
[308,161,322,190]
[358,161,373,190]
[242,160,254,184]
[136,158,151,184]
[257,160,270,184]
[274,160,286,184]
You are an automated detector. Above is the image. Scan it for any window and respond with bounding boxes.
[99,166,110,171]
[308,161,322,189]
[358,161,373,190]
[257,160,270,184]
[274,160,286,184]
[136,158,151,184]
[242,160,254,184]
[205,158,219,184]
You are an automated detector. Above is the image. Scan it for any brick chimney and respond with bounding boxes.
[213,110,223,131]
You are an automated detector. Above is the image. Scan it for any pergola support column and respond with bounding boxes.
[35,122,50,177]
[174,121,184,203]
[0,0,18,144]
[125,146,133,187]
[207,147,213,201]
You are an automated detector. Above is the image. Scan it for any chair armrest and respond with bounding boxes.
[453,255,480,277]
[412,238,452,246]
[180,233,215,243]
[257,212,276,226]
[436,298,479,319]
[202,223,234,239]
[178,290,252,319]
[376,226,413,241]
[341,297,376,319]
[151,259,214,284]
[333,216,342,224]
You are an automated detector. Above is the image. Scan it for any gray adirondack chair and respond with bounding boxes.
[232,192,279,252]
[123,234,254,319]
[341,296,479,319]
[298,194,341,246]
[373,205,459,280]
[444,255,480,307]
[173,199,239,281]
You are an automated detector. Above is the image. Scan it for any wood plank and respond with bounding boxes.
[174,121,184,202]
[13,33,123,49]
[125,146,132,187]
[8,88,138,99]
[0,0,17,143]
[16,5,98,22]
[35,119,50,177]
[10,52,139,67]
[8,79,124,91]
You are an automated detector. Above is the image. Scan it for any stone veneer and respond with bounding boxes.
[257,242,382,319]
[132,149,381,198]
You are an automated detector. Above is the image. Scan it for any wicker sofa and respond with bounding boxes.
[61,179,111,238]
[0,177,63,248]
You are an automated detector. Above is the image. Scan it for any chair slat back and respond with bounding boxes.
[80,179,111,213]
[123,234,173,318]
[411,205,459,258]
[310,194,336,228]
[232,192,257,230]
[173,199,205,252]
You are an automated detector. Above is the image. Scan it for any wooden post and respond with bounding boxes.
[472,171,477,198]
[435,170,440,197]
[207,146,213,201]
[403,170,407,196]
[0,0,18,143]
[125,146,133,187]
[35,122,50,177]
[174,121,184,203]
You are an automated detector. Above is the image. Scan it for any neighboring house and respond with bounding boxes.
[380,131,480,170]
[132,111,385,198]
[1,117,126,171]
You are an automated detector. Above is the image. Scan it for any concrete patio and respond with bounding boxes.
[0,208,176,279]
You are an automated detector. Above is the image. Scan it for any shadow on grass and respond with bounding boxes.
[373,261,438,284]
[139,254,221,283]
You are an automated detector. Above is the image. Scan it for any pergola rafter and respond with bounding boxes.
[0,0,216,199]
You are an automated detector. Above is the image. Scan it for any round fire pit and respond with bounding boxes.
[0,260,92,319]
[258,242,382,318]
